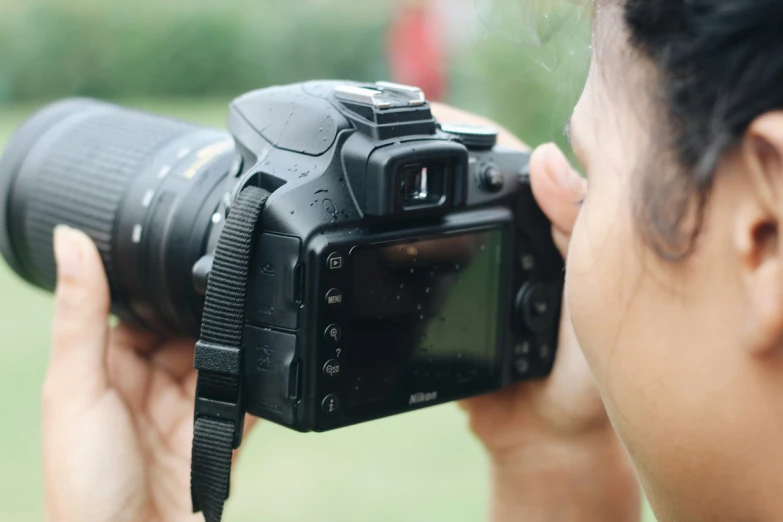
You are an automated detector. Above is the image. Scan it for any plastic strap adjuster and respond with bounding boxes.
[194,340,241,375]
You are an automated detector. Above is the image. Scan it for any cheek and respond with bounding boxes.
[564,163,772,515]
[563,165,673,449]
[565,169,643,385]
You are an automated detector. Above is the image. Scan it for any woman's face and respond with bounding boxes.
[566,4,783,520]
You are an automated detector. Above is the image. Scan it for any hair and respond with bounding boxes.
[620,0,783,260]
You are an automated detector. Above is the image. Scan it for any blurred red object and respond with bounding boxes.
[387,0,447,101]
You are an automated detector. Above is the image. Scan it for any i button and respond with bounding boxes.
[321,394,340,414]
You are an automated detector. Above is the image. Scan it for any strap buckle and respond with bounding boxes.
[194,394,245,449]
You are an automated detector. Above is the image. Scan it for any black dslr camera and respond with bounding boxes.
[0,80,563,518]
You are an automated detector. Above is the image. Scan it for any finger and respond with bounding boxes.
[45,225,111,404]
[150,339,197,383]
[242,414,260,440]
[111,323,195,383]
[107,324,155,411]
[530,143,587,239]
[111,322,160,357]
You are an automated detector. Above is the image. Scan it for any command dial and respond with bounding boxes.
[439,123,498,151]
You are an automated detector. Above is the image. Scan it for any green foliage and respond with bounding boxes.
[449,3,592,157]
[0,0,590,153]
[0,0,390,102]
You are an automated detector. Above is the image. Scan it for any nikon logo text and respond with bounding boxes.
[409,391,438,405]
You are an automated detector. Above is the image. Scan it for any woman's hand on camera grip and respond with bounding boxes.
[430,103,638,522]
[42,226,257,522]
[486,143,639,522]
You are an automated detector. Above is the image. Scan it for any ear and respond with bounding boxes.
[737,112,783,355]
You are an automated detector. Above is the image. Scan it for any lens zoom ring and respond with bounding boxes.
[23,110,193,294]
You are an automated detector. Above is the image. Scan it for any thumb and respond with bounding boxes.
[529,143,587,248]
[44,225,111,405]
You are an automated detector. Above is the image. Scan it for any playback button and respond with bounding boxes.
[327,252,343,272]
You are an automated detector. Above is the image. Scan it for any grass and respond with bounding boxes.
[0,101,656,521]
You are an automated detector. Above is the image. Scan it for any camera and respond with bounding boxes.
[0,80,563,516]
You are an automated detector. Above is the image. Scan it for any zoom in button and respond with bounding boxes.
[324,324,342,343]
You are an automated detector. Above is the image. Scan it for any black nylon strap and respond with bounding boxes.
[191,186,269,522]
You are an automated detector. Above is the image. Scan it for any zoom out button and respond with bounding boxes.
[323,359,341,378]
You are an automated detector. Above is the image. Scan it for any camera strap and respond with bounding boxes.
[190,186,269,522]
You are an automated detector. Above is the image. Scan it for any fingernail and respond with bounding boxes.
[53,225,83,279]
[543,143,573,189]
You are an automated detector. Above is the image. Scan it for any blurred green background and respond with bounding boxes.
[0,0,655,520]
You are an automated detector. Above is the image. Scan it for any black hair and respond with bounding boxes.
[622,0,783,259]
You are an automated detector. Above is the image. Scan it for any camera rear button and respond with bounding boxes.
[323,359,341,378]
[327,252,343,272]
[324,324,342,343]
[321,394,340,414]
[325,288,343,306]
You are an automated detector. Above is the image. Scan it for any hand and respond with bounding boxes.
[42,226,256,522]
[430,104,639,521]
[462,143,605,451]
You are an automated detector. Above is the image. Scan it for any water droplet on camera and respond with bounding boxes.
[419,314,425,320]
[417,303,422,310]
[425,287,431,294]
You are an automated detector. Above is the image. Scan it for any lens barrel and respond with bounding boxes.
[0,99,234,336]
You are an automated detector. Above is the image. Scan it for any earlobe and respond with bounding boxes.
[743,256,783,356]
[738,113,783,355]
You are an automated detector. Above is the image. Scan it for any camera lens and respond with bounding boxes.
[0,99,234,336]
[399,161,447,209]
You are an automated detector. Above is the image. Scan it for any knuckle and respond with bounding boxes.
[53,283,85,320]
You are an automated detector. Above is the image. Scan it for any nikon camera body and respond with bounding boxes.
[0,80,564,434]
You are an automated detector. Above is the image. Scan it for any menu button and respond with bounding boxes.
[325,288,343,306]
